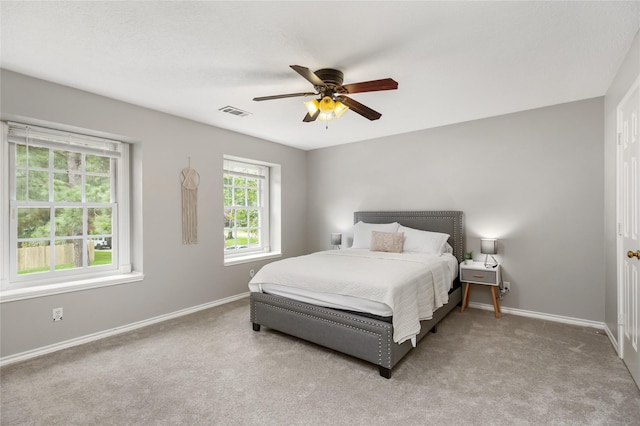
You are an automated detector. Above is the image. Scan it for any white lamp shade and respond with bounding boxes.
[331,233,342,245]
[480,238,497,255]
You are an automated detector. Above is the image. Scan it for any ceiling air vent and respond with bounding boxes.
[219,106,251,117]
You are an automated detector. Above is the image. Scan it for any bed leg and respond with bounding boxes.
[252,323,261,332]
[431,324,438,333]
[379,366,391,379]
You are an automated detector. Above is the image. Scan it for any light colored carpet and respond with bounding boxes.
[1,298,639,425]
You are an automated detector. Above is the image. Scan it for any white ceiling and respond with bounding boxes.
[1,1,639,150]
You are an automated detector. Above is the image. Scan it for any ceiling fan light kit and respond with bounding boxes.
[304,97,348,124]
[253,65,398,125]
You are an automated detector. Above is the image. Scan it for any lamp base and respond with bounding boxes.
[484,254,498,268]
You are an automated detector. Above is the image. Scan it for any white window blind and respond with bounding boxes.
[7,122,122,158]
[223,159,268,180]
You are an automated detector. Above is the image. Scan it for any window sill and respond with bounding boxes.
[0,272,144,303]
[224,251,282,266]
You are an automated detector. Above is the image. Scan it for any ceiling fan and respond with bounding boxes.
[253,65,398,122]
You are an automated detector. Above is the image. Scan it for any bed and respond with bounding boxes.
[249,211,464,378]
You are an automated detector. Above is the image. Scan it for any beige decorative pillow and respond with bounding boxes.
[370,231,404,253]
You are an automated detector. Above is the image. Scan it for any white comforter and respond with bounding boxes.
[248,249,456,345]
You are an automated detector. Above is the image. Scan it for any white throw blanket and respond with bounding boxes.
[249,249,455,344]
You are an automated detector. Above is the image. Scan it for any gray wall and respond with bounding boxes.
[2,43,634,357]
[0,70,308,358]
[307,98,605,321]
[604,31,640,343]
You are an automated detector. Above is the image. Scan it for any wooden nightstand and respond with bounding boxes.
[459,262,502,318]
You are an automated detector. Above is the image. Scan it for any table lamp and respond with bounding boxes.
[331,233,342,250]
[481,238,498,268]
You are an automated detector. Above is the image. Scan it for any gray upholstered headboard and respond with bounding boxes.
[354,211,464,263]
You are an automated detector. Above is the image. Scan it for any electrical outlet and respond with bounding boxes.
[249,269,255,278]
[52,307,63,322]
[503,282,511,292]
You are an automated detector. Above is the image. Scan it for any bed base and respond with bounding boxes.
[250,285,462,378]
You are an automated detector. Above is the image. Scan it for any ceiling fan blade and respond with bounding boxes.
[339,96,382,121]
[290,65,326,88]
[253,92,317,101]
[338,78,398,94]
[303,110,320,122]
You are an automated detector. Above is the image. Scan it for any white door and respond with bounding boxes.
[618,76,640,387]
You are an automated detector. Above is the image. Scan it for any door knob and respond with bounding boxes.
[628,250,640,259]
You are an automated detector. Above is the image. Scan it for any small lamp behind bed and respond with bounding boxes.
[481,238,498,268]
[331,233,342,250]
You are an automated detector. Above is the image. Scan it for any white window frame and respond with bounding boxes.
[1,122,137,299]
[223,155,281,265]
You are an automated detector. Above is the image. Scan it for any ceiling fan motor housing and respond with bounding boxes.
[314,68,344,95]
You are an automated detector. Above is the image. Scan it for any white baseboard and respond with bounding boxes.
[467,302,605,330]
[603,323,621,357]
[1,296,612,368]
[0,292,250,367]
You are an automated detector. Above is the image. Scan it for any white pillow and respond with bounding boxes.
[352,222,400,249]
[398,225,450,254]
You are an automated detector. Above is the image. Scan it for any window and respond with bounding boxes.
[2,122,132,292]
[223,158,270,259]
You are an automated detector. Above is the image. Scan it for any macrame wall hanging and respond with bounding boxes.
[181,158,200,245]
